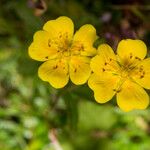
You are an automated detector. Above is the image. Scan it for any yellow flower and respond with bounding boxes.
[28,16,97,88]
[88,39,150,112]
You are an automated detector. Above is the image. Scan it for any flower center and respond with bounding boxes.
[47,32,71,57]
[47,32,84,58]
[102,53,146,93]
[118,53,144,79]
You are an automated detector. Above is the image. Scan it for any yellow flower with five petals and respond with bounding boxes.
[88,39,150,112]
[28,16,97,88]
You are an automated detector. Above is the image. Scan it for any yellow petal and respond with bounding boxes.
[69,56,91,85]
[28,31,58,61]
[43,16,74,41]
[72,24,97,56]
[38,59,69,88]
[90,44,118,75]
[132,58,150,89]
[117,39,147,60]
[88,73,119,103]
[117,80,149,112]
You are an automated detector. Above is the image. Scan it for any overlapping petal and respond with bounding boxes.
[117,39,147,60]
[88,73,119,103]
[117,80,149,112]
[69,56,91,85]
[90,44,118,75]
[72,24,97,56]
[38,58,69,88]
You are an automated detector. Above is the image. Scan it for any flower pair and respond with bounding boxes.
[29,16,150,111]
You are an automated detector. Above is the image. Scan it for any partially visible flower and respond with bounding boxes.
[29,16,97,88]
[88,39,150,112]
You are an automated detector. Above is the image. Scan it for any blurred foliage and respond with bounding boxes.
[0,0,150,149]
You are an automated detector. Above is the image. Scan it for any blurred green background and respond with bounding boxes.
[1,0,150,150]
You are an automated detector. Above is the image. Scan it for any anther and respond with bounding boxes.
[135,56,141,61]
[74,68,77,73]
[81,45,84,50]
[139,68,143,72]
[129,53,133,59]
[116,89,121,93]
[113,89,121,93]
[48,39,51,47]
[140,75,144,79]
[104,62,107,65]
[102,68,105,72]
[130,55,133,59]
[53,65,58,69]
[45,56,48,59]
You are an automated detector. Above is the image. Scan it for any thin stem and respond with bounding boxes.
[48,129,63,150]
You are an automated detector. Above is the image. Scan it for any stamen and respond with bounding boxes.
[71,42,85,54]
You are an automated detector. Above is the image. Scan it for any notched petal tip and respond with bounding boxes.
[43,16,74,37]
[43,16,74,28]
[97,43,114,55]
[117,39,147,60]
[80,24,96,32]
